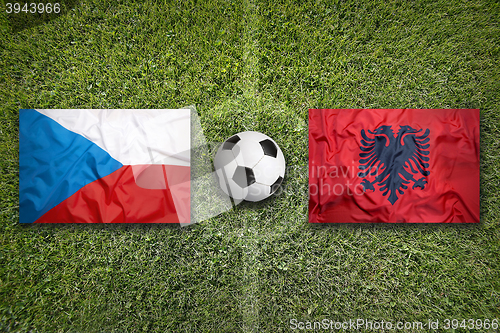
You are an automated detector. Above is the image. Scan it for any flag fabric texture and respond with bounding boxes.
[309,109,480,223]
[19,109,191,223]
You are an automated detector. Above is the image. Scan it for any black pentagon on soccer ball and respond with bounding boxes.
[223,135,241,150]
[232,166,256,188]
[259,139,278,158]
[270,176,283,193]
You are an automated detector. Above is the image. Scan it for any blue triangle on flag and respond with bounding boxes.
[19,109,123,223]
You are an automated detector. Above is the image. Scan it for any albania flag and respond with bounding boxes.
[309,109,480,223]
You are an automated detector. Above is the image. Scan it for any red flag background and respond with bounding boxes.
[309,109,480,223]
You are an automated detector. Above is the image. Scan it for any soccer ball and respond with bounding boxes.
[214,131,285,202]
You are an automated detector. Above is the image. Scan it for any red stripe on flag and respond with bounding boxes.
[35,165,190,223]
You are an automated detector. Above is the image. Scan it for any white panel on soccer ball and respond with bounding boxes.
[245,182,271,202]
[214,149,235,171]
[276,149,286,175]
[253,155,285,186]
[215,163,248,201]
[233,140,265,168]
[236,131,268,142]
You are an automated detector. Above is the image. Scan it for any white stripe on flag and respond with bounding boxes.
[36,109,190,166]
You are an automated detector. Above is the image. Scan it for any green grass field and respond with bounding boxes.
[1,0,499,331]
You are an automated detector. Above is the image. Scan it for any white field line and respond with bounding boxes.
[240,0,261,331]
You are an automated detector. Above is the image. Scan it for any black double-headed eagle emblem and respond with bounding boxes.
[358,125,430,205]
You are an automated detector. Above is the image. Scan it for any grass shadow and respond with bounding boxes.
[308,221,482,232]
[17,221,186,234]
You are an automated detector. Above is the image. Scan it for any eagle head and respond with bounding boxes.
[398,125,422,135]
[368,125,393,136]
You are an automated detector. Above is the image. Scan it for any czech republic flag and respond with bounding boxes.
[20,109,191,223]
